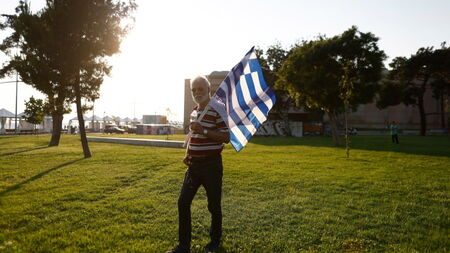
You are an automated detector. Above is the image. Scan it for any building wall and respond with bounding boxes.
[143,115,167,124]
[331,87,449,129]
[136,124,173,135]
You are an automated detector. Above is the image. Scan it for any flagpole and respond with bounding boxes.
[15,71,18,135]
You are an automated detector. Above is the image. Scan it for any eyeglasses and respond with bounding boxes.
[191,88,204,92]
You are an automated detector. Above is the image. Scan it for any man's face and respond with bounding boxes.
[191,81,209,104]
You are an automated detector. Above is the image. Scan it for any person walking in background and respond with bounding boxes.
[389,121,399,144]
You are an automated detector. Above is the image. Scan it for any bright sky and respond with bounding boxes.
[1,0,449,123]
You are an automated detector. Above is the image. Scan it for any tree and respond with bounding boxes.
[431,77,449,128]
[256,43,294,136]
[48,0,136,158]
[22,96,46,134]
[431,44,450,128]
[0,2,72,146]
[276,26,386,145]
[1,0,136,158]
[376,80,404,110]
[378,44,450,135]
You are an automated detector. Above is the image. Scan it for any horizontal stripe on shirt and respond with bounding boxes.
[189,145,224,151]
[188,106,229,158]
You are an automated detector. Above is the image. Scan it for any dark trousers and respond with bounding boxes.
[178,155,223,247]
[392,134,399,144]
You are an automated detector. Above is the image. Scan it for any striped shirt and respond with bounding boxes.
[188,106,229,158]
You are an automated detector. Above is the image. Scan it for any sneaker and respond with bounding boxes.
[166,244,191,253]
[204,240,221,252]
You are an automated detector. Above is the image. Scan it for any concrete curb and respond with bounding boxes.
[87,136,184,148]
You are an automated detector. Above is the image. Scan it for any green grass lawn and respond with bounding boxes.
[0,134,449,252]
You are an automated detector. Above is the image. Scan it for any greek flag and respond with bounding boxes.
[209,47,276,152]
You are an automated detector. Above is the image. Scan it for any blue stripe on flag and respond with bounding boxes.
[255,68,276,105]
[235,79,261,126]
[215,88,226,100]
[248,59,269,90]
[225,63,256,142]
[224,76,232,99]
[230,111,252,141]
[267,87,276,104]
[264,85,277,105]
[244,73,270,115]
[233,63,244,84]
[245,47,254,58]
[235,119,253,141]
[226,90,253,142]
[230,131,244,152]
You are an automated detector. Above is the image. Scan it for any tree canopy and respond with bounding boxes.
[276,26,386,145]
[1,0,136,157]
[256,43,295,136]
[56,0,136,158]
[22,96,46,130]
[0,2,73,146]
[377,44,450,135]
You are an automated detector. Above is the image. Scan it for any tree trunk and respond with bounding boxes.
[344,104,350,158]
[282,111,292,137]
[418,80,428,136]
[276,97,292,136]
[327,110,341,146]
[418,95,426,136]
[75,82,91,158]
[440,91,445,128]
[49,113,63,146]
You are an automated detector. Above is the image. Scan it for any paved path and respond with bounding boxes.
[87,136,184,148]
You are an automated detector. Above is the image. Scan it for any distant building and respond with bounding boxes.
[332,81,449,132]
[184,71,449,137]
[143,115,167,124]
[0,108,54,134]
[136,124,174,135]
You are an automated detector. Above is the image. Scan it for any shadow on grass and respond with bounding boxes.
[0,145,49,157]
[250,135,450,157]
[0,136,17,139]
[0,158,84,197]
[217,246,228,253]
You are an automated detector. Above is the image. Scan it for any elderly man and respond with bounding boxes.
[167,76,230,253]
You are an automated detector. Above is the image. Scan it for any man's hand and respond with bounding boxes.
[183,155,191,166]
[189,121,203,134]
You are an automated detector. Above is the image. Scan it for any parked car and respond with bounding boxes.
[123,125,137,134]
[104,125,125,134]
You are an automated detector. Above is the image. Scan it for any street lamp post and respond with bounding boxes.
[92,100,95,132]
[15,71,18,134]
[0,76,25,135]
